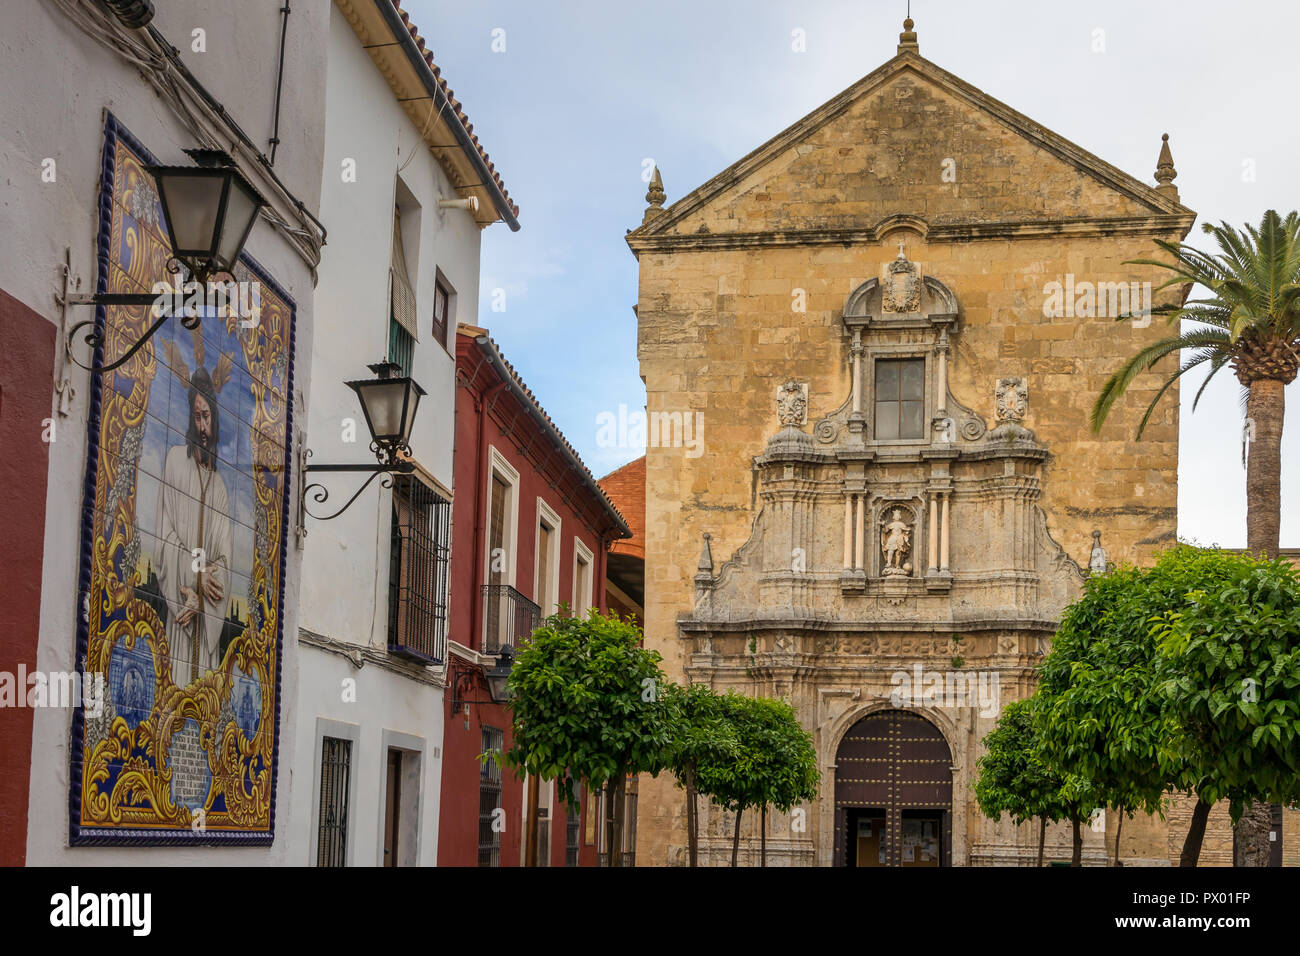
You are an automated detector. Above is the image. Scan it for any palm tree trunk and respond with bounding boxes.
[1245,378,1285,559]
[1241,378,1285,866]
[731,807,743,867]
[1037,817,1046,867]
[1181,795,1213,867]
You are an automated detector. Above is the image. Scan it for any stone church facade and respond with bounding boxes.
[627,20,1210,865]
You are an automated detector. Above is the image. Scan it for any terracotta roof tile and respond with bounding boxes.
[458,325,629,537]
[391,1,519,219]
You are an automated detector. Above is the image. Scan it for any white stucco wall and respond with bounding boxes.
[289,3,485,865]
[1,0,326,864]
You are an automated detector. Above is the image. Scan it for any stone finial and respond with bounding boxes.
[1154,133,1179,201]
[897,17,918,54]
[642,166,666,224]
[697,532,714,574]
[694,532,716,609]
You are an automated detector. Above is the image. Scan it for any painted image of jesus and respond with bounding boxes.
[156,330,234,687]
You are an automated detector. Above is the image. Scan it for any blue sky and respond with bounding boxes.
[411,0,1300,547]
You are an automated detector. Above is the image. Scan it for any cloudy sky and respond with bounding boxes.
[410,0,1300,547]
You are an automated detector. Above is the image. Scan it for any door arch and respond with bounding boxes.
[833,709,953,867]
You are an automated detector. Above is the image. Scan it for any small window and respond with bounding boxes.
[316,736,352,867]
[388,205,419,375]
[388,475,450,662]
[433,278,452,349]
[874,358,925,440]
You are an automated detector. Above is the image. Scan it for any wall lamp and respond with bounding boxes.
[300,362,426,523]
[65,148,267,375]
[450,645,515,714]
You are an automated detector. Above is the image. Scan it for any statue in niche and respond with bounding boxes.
[776,381,808,427]
[880,508,913,576]
[1088,530,1109,575]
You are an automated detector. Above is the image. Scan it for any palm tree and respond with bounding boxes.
[1091,209,1300,867]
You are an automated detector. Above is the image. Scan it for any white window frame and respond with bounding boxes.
[534,497,562,616]
[484,446,520,589]
[572,537,595,617]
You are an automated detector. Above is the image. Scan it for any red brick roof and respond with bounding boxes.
[599,456,645,561]
[392,1,518,219]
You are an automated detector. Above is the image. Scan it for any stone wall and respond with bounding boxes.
[627,49,1223,865]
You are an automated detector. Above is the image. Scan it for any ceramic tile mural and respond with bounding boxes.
[69,115,294,844]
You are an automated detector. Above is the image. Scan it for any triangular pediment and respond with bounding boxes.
[628,53,1192,249]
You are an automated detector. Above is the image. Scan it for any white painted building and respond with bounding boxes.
[2,0,326,863]
[289,0,519,866]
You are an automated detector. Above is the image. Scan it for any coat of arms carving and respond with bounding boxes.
[881,243,922,314]
[776,381,808,426]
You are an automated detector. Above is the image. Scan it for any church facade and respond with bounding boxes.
[627,20,1209,865]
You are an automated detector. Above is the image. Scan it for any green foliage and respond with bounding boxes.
[1151,552,1300,816]
[1034,550,1225,815]
[974,698,1072,827]
[662,683,741,792]
[697,692,820,816]
[1035,545,1300,828]
[503,609,671,809]
[1093,209,1300,437]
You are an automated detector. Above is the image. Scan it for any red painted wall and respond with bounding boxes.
[0,290,55,866]
[438,330,614,866]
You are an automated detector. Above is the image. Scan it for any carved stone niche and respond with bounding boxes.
[872,498,922,580]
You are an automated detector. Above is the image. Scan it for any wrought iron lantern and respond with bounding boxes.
[300,362,425,523]
[65,148,267,375]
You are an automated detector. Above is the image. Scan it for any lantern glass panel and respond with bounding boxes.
[157,172,226,256]
[215,177,261,270]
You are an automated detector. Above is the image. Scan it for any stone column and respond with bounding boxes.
[843,496,853,570]
[928,493,939,574]
[940,493,951,572]
[851,334,863,416]
[855,495,865,571]
[935,332,949,414]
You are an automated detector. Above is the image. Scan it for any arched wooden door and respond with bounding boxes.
[833,710,952,867]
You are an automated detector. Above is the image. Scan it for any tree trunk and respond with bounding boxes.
[1071,818,1082,867]
[1181,796,1213,867]
[525,773,540,867]
[1113,812,1124,867]
[1245,377,1285,560]
[684,767,698,867]
[1037,817,1046,867]
[1241,377,1285,867]
[1235,800,1273,867]
[731,807,743,867]
[761,805,767,867]
[610,775,626,867]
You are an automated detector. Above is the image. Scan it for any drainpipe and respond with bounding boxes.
[470,379,508,653]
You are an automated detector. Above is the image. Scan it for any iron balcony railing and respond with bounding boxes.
[481,584,540,655]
